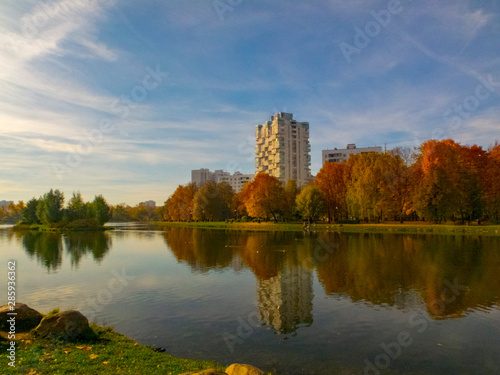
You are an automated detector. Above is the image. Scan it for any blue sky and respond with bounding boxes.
[1,0,499,205]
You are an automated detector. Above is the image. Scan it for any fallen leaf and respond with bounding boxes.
[89,354,98,360]
[103,361,109,365]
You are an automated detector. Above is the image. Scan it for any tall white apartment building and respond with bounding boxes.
[191,169,254,193]
[322,144,383,165]
[255,113,312,187]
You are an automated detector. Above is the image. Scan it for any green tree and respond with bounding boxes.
[92,195,111,225]
[22,198,40,224]
[67,192,88,221]
[193,181,234,221]
[296,184,325,223]
[111,204,132,222]
[283,180,298,221]
[36,189,65,224]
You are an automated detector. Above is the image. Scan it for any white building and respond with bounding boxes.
[217,171,254,193]
[322,144,383,165]
[255,113,312,187]
[191,169,254,193]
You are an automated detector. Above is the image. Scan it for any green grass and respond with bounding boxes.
[2,324,223,375]
[12,223,111,232]
[153,221,500,236]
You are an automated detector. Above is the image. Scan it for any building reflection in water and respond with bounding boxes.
[257,264,313,334]
[165,229,315,334]
[163,228,500,328]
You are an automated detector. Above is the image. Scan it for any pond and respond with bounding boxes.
[1,226,499,374]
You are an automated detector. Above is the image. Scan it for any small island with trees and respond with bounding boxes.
[12,190,111,231]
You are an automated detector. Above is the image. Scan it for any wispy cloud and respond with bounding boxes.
[0,0,499,204]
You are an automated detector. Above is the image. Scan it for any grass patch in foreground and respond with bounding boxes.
[2,324,223,375]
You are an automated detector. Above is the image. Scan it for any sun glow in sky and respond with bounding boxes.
[1,0,499,205]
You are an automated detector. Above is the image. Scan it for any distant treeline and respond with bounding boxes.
[162,140,500,224]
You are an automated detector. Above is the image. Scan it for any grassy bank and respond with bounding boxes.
[2,324,223,375]
[153,221,500,236]
[12,222,112,232]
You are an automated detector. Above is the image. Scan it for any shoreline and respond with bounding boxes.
[152,221,500,236]
[1,320,248,375]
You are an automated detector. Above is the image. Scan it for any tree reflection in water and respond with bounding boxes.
[164,228,500,333]
[19,231,111,271]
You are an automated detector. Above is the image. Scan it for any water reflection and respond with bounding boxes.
[163,228,236,272]
[22,232,63,272]
[163,228,500,327]
[13,227,500,331]
[63,231,112,266]
[17,231,111,271]
[165,230,316,333]
[315,233,500,319]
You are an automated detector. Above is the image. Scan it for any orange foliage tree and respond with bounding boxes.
[413,140,486,223]
[316,162,349,222]
[483,142,500,222]
[166,182,198,222]
[241,173,285,222]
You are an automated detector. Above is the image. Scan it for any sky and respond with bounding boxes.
[1,0,499,205]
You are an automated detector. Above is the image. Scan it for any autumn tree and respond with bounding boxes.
[483,142,500,222]
[316,162,349,222]
[6,201,25,223]
[377,154,412,222]
[296,184,325,223]
[413,140,485,223]
[242,173,285,222]
[167,183,198,222]
[346,154,384,222]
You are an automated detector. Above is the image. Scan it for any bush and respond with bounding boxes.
[67,218,101,229]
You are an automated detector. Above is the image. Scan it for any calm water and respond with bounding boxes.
[1,226,499,374]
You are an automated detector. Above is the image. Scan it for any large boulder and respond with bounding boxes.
[0,303,43,332]
[34,310,96,340]
[179,370,227,375]
[225,364,264,375]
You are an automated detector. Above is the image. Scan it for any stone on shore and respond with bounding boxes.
[0,303,43,332]
[34,310,96,340]
[225,363,265,375]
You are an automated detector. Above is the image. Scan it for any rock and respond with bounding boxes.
[179,370,226,375]
[34,310,96,340]
[225,363,264,375]
[0,303,43,332]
